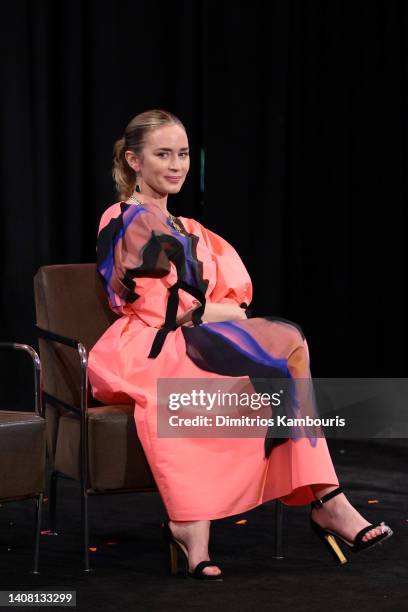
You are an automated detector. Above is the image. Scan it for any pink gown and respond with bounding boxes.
[88,200,339,520]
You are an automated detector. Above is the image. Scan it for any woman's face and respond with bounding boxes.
[127,123,190,197]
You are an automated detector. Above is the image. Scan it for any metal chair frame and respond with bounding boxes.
[36,326,158,572]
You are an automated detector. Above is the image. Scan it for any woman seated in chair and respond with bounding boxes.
[88,109,392,580]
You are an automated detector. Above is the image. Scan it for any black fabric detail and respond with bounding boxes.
[178,280,206,325]
[97,205,172,303]
[97,205,207,349]
[181,325,284,377]
[97,205,217,361]
[188,233,209,296]
[158,234,187,277]
[127,237,171,278]
[148,282,181,358]
[148,280,206,359]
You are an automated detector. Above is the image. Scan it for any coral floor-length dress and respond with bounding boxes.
[88,200,339,521]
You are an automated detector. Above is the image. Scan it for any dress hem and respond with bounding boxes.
[166,478,340,521]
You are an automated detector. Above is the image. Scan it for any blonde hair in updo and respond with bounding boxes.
[112,109,186,200]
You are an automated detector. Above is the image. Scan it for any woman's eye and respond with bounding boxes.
[157,152,189,158]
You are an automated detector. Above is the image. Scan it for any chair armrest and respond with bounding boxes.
[36,326,87,365]
[0,343,43,417]
[35,327,90,488]
[35,326,88,416]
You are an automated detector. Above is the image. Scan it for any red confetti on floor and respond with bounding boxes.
[89,547,97,552]
[235,519,248,525]
[368,499,379,504]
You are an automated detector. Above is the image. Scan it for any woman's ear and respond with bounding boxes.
[124,150,140,172]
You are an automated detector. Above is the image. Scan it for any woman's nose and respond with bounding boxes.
[169,156,182,170]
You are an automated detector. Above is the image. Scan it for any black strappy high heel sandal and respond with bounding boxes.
[310,486,393,565]
[162,520,223,580]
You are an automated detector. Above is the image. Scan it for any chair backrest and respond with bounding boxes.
[34,263,118,409]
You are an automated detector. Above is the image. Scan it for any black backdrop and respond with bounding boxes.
[1,0,407,404]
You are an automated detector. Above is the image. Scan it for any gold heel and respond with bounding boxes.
[325,533,348,565]
[310,518,348,565]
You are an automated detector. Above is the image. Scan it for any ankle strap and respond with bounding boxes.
[311,486,343,509]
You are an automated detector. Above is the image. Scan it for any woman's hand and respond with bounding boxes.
[201,302,247,323]
[176,302,247,327]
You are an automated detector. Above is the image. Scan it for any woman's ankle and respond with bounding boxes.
[170,519,209,527]
[312,484,340,499]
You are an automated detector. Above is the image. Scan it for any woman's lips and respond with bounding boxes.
[165,176,182,182]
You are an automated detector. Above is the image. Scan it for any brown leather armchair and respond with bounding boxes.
[0,343,46,574]
[33,264,156,572]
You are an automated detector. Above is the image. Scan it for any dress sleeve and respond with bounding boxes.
[97,203,200,328]
[198,224,253,308]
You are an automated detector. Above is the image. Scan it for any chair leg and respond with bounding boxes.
[31,493,43,574]
[81,488,91,572]
[273,499,284,559]
[49,471,58,535]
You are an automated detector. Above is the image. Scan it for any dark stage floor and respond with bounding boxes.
[0,439,406,612]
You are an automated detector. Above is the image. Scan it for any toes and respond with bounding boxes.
[362,527,382,542]
[203,566,221,576]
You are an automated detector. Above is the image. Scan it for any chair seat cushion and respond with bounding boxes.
[0,411,46,500]
[54,404,156,491]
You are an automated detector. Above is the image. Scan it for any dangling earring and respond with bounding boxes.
[135,171,141,193]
